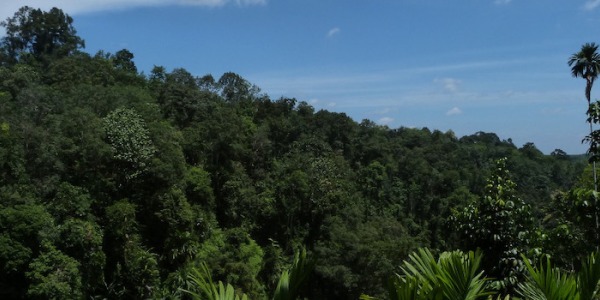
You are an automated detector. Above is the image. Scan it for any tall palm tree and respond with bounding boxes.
[569,43,600,191]
[569,43,600,247]
[569,43,600,107]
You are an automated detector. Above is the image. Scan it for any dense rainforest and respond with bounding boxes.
[0,6,598,300]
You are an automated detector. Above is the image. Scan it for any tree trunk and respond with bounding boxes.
[587,76,599,251]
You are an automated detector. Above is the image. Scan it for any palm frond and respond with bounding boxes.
[272,247,314,300]
[400,248,440,286]
[397,248,493,300]
[387,273,428,300]
[578,252,600,300]
[517,255,579,300]
[181,262,248,300]
[569,43,600,82]
[437,249,492,300]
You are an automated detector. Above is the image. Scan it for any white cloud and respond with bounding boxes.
[233,0,266,6]
[446,107,462,116]
[494,0,512,5]
[377,117,394,125]
[434,77,462,93]
[327,27,340,38]
[373,108,391,115]
[584,0,600,11]
[0,0,265,21]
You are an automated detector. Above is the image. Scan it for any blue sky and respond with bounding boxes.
[2,1,600,154]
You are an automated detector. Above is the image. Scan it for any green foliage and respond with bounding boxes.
[112,49,137,73]
[122,243,161,298]
[0,63,40,97]
[0,6,591,298]
[584,100,600,165]
[105,199,137,242]
[26,243,82,300]
[151,187,201,269]
[452,158,536,291]
[103,107,156,180]
[185,166,215,209]
[193,228,266,299]
[0,202,56,256]
[183,247,313,300]
[542,188,599,268]
[46,182,92,222]
[579,252,600,300]
[363,248,493,300]
[272,247,314,300]
[569,42,600,104]
[517,256,579,300]
[103,199,162,298]
[218,71,260,103]
[516,253,600,300]
[0,6,84,64]
[183,262,249,300]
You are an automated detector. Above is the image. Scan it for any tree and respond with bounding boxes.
[569,43,600,107]
[112,49,136,73]
[190,227,267,299]
[452,158,536,292]
[0,6,84,64]
[56,219,105,297]
[583,99,600,251]
[103,107,156,181]
[569,43,600,190]
[26,243,83,300]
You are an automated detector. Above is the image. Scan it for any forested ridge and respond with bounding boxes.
[0,6,597,300]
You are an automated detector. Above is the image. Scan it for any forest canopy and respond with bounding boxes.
[0,6,595,299]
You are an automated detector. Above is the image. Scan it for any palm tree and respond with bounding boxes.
[361,248,496,300]
[569,43,600,191]
[569,44,600,249]
[569,43,600,107]
[517,252,600,300]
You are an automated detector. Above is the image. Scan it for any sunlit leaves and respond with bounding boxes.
[103,107,156,180]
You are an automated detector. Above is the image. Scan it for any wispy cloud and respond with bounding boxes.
[373,108,391,115]
[446,107,463,116]
[584,0,600,11]
[327,27,340,38]
[377,117,394,125]
[232,0,266,7]
[494,0,512,5]
[434,77,462,93]
[0,0,265,20]
[251,54,570,113]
